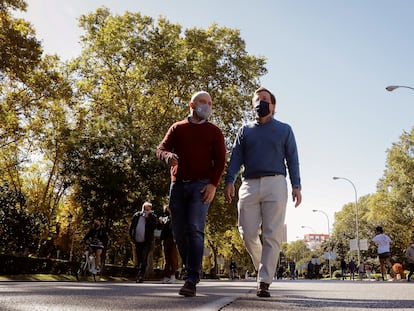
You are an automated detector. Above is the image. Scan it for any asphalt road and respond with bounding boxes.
[0,279,413,311]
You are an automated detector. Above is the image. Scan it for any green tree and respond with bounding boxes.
[1,0,42,150]
[0,0,42,82]
[1,54,73,242]
[1,0,74,253]
[0,182,46,254]
[285,239,311,263]
[331,194,371,261]
[375,128,414,258]
[62,8,266,265]
[331,128,414,264]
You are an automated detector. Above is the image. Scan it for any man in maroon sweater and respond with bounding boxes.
[157,91,226,297]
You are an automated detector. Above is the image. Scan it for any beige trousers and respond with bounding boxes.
[238,175,288,284]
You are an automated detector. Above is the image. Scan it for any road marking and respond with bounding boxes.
[199,296,238,310]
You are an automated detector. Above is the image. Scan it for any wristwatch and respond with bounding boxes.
[293,185,301,191]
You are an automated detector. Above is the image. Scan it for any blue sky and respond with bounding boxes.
[15,0,414,241]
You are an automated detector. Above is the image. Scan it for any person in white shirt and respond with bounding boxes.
[370,226,392,281]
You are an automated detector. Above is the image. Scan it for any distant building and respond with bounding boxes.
[303,233,329,250]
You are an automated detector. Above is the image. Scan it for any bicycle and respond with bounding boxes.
[76,246,100,281]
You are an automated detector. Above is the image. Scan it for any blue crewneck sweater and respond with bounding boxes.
[225,118,301,188]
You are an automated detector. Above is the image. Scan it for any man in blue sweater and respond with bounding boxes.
[224,86,302,297]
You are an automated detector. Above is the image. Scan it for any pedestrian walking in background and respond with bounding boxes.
[229,259,237,279]
[406,239,414,282]
[357,261,365,280]
[158,205,178,284]
[289,260,296,280]
[129,202,157,283]
[365,262,372,280]
[340,258,347,280]
[348,258,356,280]
[307,260,314,279]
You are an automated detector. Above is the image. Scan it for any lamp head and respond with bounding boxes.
[312,209,318,212]
[333,176,339,180]
[385,85,399,92]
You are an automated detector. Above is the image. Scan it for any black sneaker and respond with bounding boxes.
[256,282,270,298]
[179,281,196,297]
[136,272,144,283]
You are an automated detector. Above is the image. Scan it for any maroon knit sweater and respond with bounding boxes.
[157,118,226,187]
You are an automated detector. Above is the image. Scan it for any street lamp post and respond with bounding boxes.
[312,209,331,279]
[385,85,414,92]
[333,177,360,264]
[68,214,73,262]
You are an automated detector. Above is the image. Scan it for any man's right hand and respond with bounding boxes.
[167,153,179,166]
[224,184,235,204]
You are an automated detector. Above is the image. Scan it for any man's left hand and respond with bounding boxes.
[201,184,217,204]
[292,188,302,207]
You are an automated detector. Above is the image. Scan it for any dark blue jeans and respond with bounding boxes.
[169,179,210,284]
[408,263,414,281]
[134,241,152,277]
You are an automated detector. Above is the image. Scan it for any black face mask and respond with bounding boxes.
[255,100,270,117]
